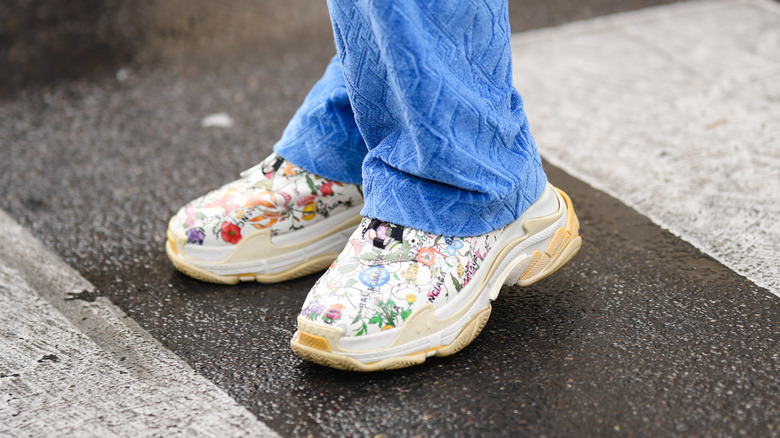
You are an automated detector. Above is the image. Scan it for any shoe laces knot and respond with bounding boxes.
[364,219,405,249]
[240,154,285,178]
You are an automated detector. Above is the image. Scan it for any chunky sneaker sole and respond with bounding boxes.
[291,185,580,371]
[166,208,362,284]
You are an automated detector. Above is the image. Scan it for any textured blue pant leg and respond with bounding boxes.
[328,0,547,236]
[273,56,366,185]
[277,0,547,236]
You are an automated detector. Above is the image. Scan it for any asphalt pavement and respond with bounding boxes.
[1,1,778,436]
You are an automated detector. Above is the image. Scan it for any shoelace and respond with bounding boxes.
[365,219,405,249]
[240,155,285,178]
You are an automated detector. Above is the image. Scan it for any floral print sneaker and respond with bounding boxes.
[290,183,581,371]
[166,153,363,284]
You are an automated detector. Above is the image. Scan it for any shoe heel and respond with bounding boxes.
[489,254,534,300]
[516,188,581,287]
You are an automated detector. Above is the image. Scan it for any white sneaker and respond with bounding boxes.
[166,153,364,284]
[290,183,581,371]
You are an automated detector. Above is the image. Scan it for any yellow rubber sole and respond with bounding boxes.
[165,211,362,285]
[292,306,493,372]
[291,187,582,372]
[165,234,338,285]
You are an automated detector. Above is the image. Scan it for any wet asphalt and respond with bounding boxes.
[1,1,778,436]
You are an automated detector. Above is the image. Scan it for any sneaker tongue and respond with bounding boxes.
[364,219,405,249]
[268,156,285,174]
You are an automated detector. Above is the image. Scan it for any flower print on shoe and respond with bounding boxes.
[166,153,363,284]
[291,183,582,371]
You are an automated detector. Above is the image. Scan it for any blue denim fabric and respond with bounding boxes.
[274,0,547,237]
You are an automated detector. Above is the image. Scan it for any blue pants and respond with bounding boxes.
[274,0,547,237]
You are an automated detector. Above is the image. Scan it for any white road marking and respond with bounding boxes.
[513,0,780,297]
[0,210,278,437]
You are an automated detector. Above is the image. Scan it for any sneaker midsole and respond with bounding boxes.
[171,206,363,275]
